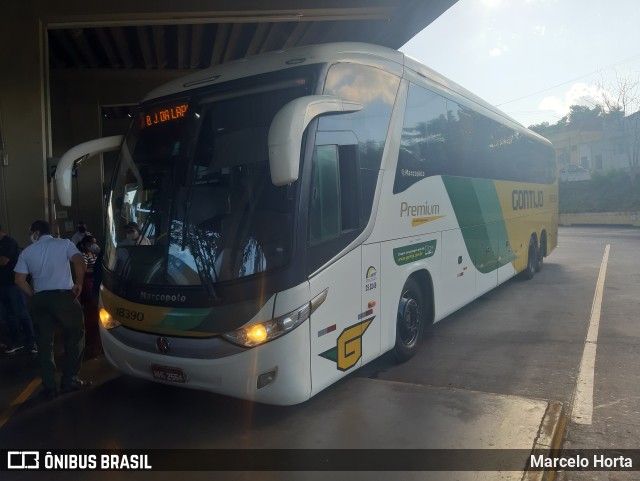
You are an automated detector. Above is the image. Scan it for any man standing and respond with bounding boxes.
[0,224,37,354]
[14,220,91,399]
[70,221,91,246]
[119,222,151,246]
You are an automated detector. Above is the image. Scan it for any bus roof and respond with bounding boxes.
[143,42,404,102]
[401,53,551,146]
[143,41,551,146]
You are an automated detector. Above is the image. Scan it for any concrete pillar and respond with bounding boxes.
[0,11,48,246]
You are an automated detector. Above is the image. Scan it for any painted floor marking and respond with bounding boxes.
[0,377,41,430]
[571,244,610,425]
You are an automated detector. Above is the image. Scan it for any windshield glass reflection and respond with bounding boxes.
[104,73,314,287]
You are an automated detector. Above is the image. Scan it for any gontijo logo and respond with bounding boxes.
[512,190,543,210]
[319,311,375,371]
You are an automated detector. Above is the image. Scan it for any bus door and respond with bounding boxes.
[306,141,376,396]
[308,247,366,395]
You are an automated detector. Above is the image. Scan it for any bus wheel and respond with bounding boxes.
[394,277,425,362]
[535,237,545,273]
[522,236,537,280]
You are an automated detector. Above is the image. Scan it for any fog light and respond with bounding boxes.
[257,369,277,389]
[99,308,121,329]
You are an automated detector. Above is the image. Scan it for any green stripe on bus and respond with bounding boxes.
[441,176,515,274]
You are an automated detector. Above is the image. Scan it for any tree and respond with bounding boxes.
[528,106,603,137]
[566,105,604,130]
[597,73,640,184]
[528,121,553,137]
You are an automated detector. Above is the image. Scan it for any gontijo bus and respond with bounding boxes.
[56,42,557,405]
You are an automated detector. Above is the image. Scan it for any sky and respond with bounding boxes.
[399,0,640,128]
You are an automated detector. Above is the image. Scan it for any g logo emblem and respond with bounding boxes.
[319,318,373,371]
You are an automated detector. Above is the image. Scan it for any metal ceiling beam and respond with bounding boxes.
[136,26,154,68]
[177,25,188,69]
[190,24,204,68]
[110,27,134,68]
[50,29,85,67]
[245,22,271,57]
[259,22,291,53]
[95,28,121,68]
[152,26,168,69]
[44,7,394,29]
[282,22,310,49]
[223,23,245,63]
[210,23,230,67]
[70,29,100,68]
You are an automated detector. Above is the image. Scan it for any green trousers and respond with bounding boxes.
[32,290,85,390]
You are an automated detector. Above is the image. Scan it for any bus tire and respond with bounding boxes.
[535,235,545,273]
[394,277,426,362]
[522,236,537,280]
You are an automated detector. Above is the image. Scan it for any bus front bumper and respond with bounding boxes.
[99,322,312,405]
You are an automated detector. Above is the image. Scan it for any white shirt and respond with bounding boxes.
[71,230,92,246]
[14,235,81,293]
[118,235,151,246]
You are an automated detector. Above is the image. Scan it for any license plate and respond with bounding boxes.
[151,364,187,383]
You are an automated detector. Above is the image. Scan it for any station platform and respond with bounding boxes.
[226,376,568,481]
[0,355,566,481]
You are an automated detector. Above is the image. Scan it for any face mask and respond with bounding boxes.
[30,233,38,243]
[89,244,100,254]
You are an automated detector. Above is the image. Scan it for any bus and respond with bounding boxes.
[56,42,557,405]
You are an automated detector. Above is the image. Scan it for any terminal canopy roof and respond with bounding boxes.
[47,0,457,70]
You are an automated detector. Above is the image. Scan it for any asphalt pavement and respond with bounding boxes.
[0,225,638,480]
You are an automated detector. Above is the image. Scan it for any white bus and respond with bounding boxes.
[57,42,557,405]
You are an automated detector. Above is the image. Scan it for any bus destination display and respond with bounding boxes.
[141,103,189,129]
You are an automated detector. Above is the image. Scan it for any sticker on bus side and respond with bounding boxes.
[319,316,374,372]
[392,240,437,265]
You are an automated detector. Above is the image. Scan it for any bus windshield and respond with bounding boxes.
[103,72,315,290]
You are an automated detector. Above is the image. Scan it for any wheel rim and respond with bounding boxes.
[398,292,421,346]
[536,241,544,270]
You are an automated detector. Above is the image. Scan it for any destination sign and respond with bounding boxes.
[140,103,189,129]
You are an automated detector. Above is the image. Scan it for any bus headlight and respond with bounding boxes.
[99,308,121,330]
[223,289,328,348]
[223,304,310,347]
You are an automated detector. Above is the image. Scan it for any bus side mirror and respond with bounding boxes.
[55,135,124,206]
[268,95,362,186]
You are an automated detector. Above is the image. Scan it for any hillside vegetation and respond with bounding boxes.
[559,171,640,213]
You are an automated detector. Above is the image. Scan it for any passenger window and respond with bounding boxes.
[394,84,448,194]
[395,83,556,186]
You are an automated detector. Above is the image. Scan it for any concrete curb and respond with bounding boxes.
[522,401,568,481]
[559,212,640,227]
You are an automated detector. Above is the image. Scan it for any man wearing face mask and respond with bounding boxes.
[14,220,91,399]
[70,221,92,246]
[119,222,151,246]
